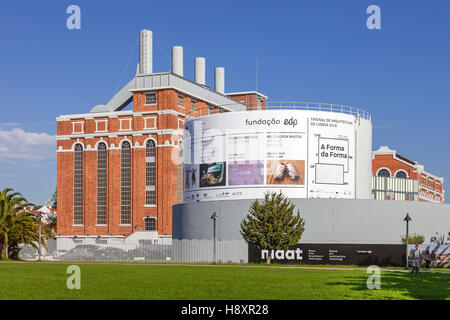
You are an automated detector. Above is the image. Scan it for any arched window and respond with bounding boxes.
[144,216,157,231]
[97,142,107,225]
[178,141,183,203]
[377,168,391,177]
[121,141,131,224]
[395,170,408,179]
[145,140,156,205]
[73,144,84,225]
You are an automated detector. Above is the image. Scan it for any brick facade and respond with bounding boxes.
[56,88,264,240]
[372,146,444,203]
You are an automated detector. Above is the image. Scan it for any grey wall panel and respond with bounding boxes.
[173,199,450,244]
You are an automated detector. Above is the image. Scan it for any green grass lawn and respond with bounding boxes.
[0,262,448,300]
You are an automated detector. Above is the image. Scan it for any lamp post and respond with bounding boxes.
[403,213,412,268]
[37,213,42,261]
[211,212,217,264]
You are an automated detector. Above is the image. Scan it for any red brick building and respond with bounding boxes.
[56,30,266,249]
[372,146,444,203]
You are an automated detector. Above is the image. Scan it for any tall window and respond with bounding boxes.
[97,143,107,225]
[73,144,83,225]
[121,141,131,224]
[377,168,391,177]
[178,141,183,202]
[146,140,156,205]
[144,217,156,231]
[191,99,196,112]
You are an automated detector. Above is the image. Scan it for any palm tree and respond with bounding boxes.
[0,188,45,259]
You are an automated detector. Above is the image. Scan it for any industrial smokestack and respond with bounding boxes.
[194,57,206,85]
[139,30,153,74]
[214,67,225,94]
[172,46,184,77]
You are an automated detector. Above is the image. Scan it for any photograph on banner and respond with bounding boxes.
[266,160,305,185]
[228,160,265,186]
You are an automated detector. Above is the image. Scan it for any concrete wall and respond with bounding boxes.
[173,199,450,244]
[355,117,372,199]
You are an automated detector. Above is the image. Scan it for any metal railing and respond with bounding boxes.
[18,239,249,264]
[265,101,371,121]
[193,101,371,121]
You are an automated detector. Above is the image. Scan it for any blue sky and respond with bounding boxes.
[0,0,449,204]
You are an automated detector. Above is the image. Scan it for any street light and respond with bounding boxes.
[37,213,42,261]
[403,213,412,268]
[211,212,217,264]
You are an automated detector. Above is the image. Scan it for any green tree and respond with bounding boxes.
[0,188,46,259]
[401,233,425,245]
[240,192,306,264]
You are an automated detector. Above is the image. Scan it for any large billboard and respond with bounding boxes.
[248,244,406,267]
[183,110,356,202]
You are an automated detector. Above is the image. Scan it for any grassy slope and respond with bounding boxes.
[0,263,448,300]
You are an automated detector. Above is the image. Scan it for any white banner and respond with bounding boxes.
[184,110,355,202]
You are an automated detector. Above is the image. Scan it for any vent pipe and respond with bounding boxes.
[172,46,184,77]
[214,67,225,94]
[194,57,206,85]
[139,30,153,74]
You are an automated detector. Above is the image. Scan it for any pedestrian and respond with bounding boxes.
[425,250,431,268]
[431,250,436,267]
[410,244,421,274]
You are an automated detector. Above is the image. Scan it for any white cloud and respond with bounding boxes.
[0,128,56,162]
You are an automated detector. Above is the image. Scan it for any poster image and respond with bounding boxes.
[266,160,305,185]
[184,164,199,191]
[228,161,264,186]
[199,162,227,188]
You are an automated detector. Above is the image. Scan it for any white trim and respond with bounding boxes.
[119,224,132,227]
[375,167,392,177]
[94,224,108,227]
[56,235,125,239]
[178,118,184,130]
[94,140,108,150]
[419,185,444,196]
[119,138,133,149]
[144,137,158,148]
[71,224,84,227]
[394,169,409,179]
[95,119,108,133]
[142,216,158,220]
[144,92,157,106]
[226,91,268,99]
[129,85,237,112]
[144,116,157,129]
[72,121,84,134]
[72,141,85,151]
[57,129,182,140]
[144,205,157,208]
[178,94,185,108]
[57,109,188,121]
[119,118,132,131]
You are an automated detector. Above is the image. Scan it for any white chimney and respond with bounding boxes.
[214,67,225,94]
[194,57,206,85]
[139,30,153,74]
[172,46,184,76]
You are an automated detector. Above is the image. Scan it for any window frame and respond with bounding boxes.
[376,167,391,178]
[145,139,157,206]
[96,142,108,225]
[120,141,132,225]
[73,143,84,225]
[144,92,157,105]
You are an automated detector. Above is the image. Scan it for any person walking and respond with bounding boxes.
[411,244,421,274]
[425,250,431,268]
